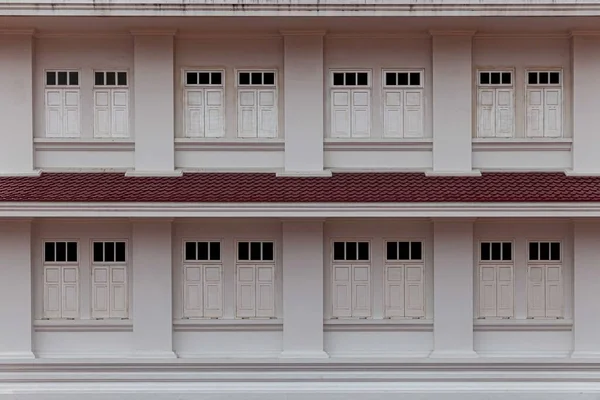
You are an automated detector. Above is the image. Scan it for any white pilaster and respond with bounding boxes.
[572,221,600,358]
[430,32,478,176]
[0,220,34,359]
[279,31,329,177]
[132,220,176,358]
[130,31,179,176]
[0,32,38,176]
[430,219,477,358]
[280,220,328,358]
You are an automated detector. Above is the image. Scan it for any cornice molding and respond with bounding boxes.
[474,319,573,332]
[324,319,433,332]
[472,138,573,152]
[174,139,285,152]
[34,319,133,332]
[34,139,135,152]
[173,319,282,332]
[324,139,433,152]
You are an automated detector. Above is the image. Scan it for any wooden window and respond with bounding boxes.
[477,70,515,138]
[182,241,223,319]
[526,70,562,138]
[93,71,130,138]
[330,70,371,138]
[43,241,79,319]
[478,241,514,318]
[184,70,225,138]
[236,70,278,138]
[527,241,563,318]
[91,241,128,319]
[45,70,81,137]
[235,241,275,318]
[384,241,424,318]
[331,241,371,318]
[382,70,424,138]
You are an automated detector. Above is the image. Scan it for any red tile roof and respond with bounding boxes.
[0,172,596,203]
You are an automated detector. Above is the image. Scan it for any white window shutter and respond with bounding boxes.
[544,88,562,138]
[61,267,79,319]
[45,90,63,137]
[477,89,495,138]
[94,90,111,138]
[43,266,62,319]
[545,265,563,317]
[63,90,81,137]
[111,90,129,138]
[496,265,514,317]
[183,265,203,318]
[404,264,424,317]
[383,91,403,138]
[351,264,371,317]
[185,89,205,138]
[479,265,497,317]
[495,89,514,138]
[203,265,223,318]
[331,90,351,138]
[91,266,110,319]
[526,89,544,138]
[238,90,257,138]
[403,90,424,138]
[110,266,128,318]
[257,90,278,138]
[384,265,404,317]
[204,89,225,138]
[527,265,546,317]
[351,90,371,137]
[255,265,275,318]
[332,264,352,318]
[236,265,256,317]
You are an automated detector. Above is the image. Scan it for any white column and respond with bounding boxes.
[430,32,478,176]
[570,34,600,175]
[132,220,176,358]
[0,220,34,358]
[431,219,477,358]
[280,220,328,358]
[572,221,600,358]
[279,32,329,177]
[129,32,179,176]
[0,32,38,176]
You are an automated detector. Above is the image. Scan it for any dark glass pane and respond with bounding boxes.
[67,242,78,262]
[57,71,68,86]
[117,72,127,86]
[262,242,274,261]
[186,72,198,85]
[44,242,55,262]
[116,242,126,262]
[550,242,561,261]
[211,72,222,85]
[398,72,409,86]
[238,242,249,260]
[263,72,275,85]
[385,72,396,86]
[55,242,66,262]
[550,72,560,85]
[502,242,512,261]
[95,72,104,86]
[357,72,368,86]
[333,242,345,261]
[250,242,262,260]
[358,242,369,261]
[239,73,250,85]
[105,242,115,262]
[539,72,549,85]
[345,73,356,86]
[409,72,421,86]
[540,242,550,260]
[491,242,502,260]
[481,242,490,261]
[491,72,501,85]
[106,72,116,86]
[479,72,489,85]
[251,72,262,85]
[185,242,197,261]
[46,71,56,86]
[528,72,538,85]
[333,73,344,86]
[386,241,397,260]
[398,242,410,260]
[198,242,209,260]
[209,242,221,261]
[69,71,79,86]
[198,72,210,85]
[93,242,104,263]
[502,72,511,85]
[346,242,357,261]
[529,242,539,261]
[411,242,422,260]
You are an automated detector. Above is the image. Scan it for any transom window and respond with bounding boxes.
[94,71,127,87]
[529,241,561,261]
[332,71,370,87]
[185,241,221,262]
[46,70,79,86]
[480,242,513,261]
[527,71,561,86]
[93,241,126,263]
[384,71,422,87]
[44,241,78,263]
[386,241,423,261]
[479,71,512,86]
[237,71,276,86]
[185,71,223,86]
[237,241,274,262]
[333,241,370,262]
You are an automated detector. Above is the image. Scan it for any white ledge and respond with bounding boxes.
[472,138,573,152]
[175,138,285,152]
[324,139,433,152]
[474,319,573,332]
[34,139,135,152]
[34,319,133,332]
[174,318,283,332]
[325,318,433,332]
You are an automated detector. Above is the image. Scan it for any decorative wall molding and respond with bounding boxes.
[34,139,135,152]
[474,319,573,332]
[324,319,433,332]
[472,139,573,152]
[324,139,433,152]
[34,319,133,332]
[175,139,285,152]
[174,319,283,332]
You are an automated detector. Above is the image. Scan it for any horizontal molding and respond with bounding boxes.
[174,319,283,332]
[324,139,433,152]
[175,139,285,152]
[34,139,135,152]
[474,319,573,332]
[325,319,433,332]
[34,319,133,332]
[472,139,573,152]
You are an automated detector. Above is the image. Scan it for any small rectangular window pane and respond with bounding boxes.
[251,72,262,85]
[539,72,549,85]
[346,242,357,261]
[529,242,539,261]
[262,242,274,261]
[491,72,501,85]
[386,242,398,260]
[198,242,209,261]
[357,72,368,86]
[185,242,197,261]
[239,73,250,85]
[46,71,56,86]
[411,242,422,260]
[409,72,420,86]
[211,72,222,85]
[93,242,104,263]
[209,242,221,261]
[57,71,68,86]
[250,242,262,261]
[106,72,116,86]
[55,242,67,262]
[357,242,369,261]
[540,242,550,260]
[198,72,210,85]
[398,242,410,260]
[69,71,79,86]
[551,242,561,261]
[398,73,409,86]
[263,72,275,85]
[95,72,104,86]
[117,72,127,86]
[45,242,55,262]
[115,242,126,262]
[528,72,538,85]
[238,242,249,261]
[186,72,198,85]
[385,72,396,86]
[481,242,490,261]
[345,73,356,86]
[491,242,501,260]
[67,242,78,262]
[479,72,489,85]
[333,242,345,261]
[502,242,512,261]
[333,73,344,86]
[550,72,560,85]
[502,72,511,85]
[105,242,115,262]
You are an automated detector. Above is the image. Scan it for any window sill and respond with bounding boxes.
[175,138,285,152]
[472,138,573,152]
[173,318,282,332]
[324,318,433,332]
[34,138,135,152]
[474,318,573,332]
[324,138,433,152]
[34,319,133,332]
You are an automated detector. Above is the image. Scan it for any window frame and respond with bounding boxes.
[93,70,129,88]
[330,69,372,88]
[235,69,278,88]
[383,239,424,262]
[525,69,563,87]
[382,69,424,89]
[331,239,372,263]
[478,240,515,263]
[45,69,81,88]
[90,239,129,265]
[235,239,276,263]
[477,69,514,88]
[527,240,562,263]
[183,69,225,88]
[43,240,80,264]
[182,239,223,264]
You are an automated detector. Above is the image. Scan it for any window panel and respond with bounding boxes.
[481,242,490,261]
[45,242,55,263]
[411,242,422,260]
[386,241,397,260]
[333,242,345,261]
[357,242,369,261]
[117,72,127,86]
[198,242,209,261]
[250,242,262,261]
[237,241,273,262]
[480,242,512,262]
[398,242,410,260]
[398,72,409,86]
[529,241,560,261]
[46,71,57,86]
[209,242,221,261]
[56,242,67,262]
[115,242,126,263]
[57,71,68,86]
[346,73,356,86]
[106,72,116,86]
[346,242,357,261]
[185,241,221,262]
[211,72,222,85]
[262,242,274,261]
[198,72,210,85]
[105,242,115,262]
[239,72,250,85]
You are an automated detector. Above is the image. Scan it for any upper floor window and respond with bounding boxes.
[93,70,129,138]
[526,69,562,138]
[183,70,225,138]
[330,70,371,138]
[45,70,81,138]
[477,70,514,138]
[236,70,278,139]
[382,70,424,138]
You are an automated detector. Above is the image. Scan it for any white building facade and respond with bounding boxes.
[3,1,600,399]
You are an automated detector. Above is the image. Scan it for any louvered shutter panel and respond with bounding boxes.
[544,88,562,138]
[185,89,205,137]
[110,266,128,318]
[203,265,223,318]
[545,265,563,317]
[204,89,225,138]
[43,266,62,319]
[331,90,351,138]
[497,265,514,317]
[405,264,424,317]
[351,264,371,317]
[526,89,544,138]
[383,91,403,138]
[479,265,497,317]
[332,264,352,317]
[111,90,129,137]
[63,90,81,137]
[404,90,424,138]
[45,90,63,137]
[91,266,110,319]
[183,265,203,318]
[61,267,79,318]
[495,89,514,138]
[477,89,495,138]
[384,265,404,317]
[527,265,546,317]
[236,265,256,317]
[257,90,278,138]
[255,265,275,318]
[238,90,257,138]
[351,90,371,137]
[94,90,111,138]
